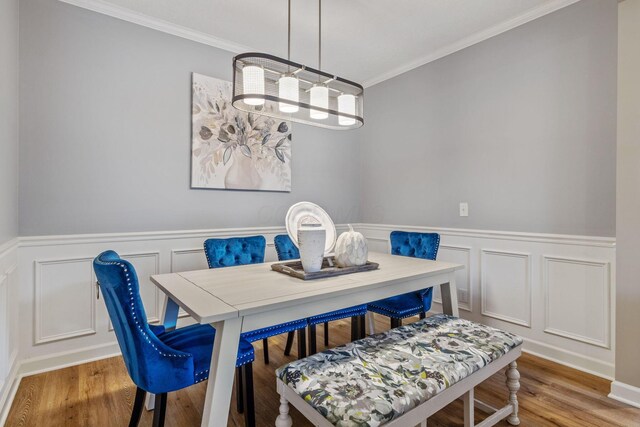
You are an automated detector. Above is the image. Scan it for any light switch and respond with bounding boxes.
[459,202,469,217]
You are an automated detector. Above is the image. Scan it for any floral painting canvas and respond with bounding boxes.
[191,73,292,191]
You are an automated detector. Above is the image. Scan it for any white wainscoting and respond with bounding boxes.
[357,223,616,379]
[480,249,531,328]
[0,238,19,426]
[0,223,617,421]
[17,226,311,370]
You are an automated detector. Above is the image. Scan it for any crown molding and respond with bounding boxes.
[58,0,253,54]
[64,0,581,87]
[362,0,582,87]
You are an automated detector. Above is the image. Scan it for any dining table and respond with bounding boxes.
[150,251,464,427]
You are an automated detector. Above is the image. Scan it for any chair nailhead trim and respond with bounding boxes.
[97,258,188,359]
[368,303,425,320]
[195,369,209,383]
[241,320,306,341]
[308,306,368,324]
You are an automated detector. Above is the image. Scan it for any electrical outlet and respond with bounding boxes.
[459,202,469,217]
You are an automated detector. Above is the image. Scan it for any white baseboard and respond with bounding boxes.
[522,338,614,380]
[18,342,121,378]
[609,381,640,409]
[0,352,21,427]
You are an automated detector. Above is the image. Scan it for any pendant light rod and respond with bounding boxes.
[287,0,291,61]
[318,0,322,71]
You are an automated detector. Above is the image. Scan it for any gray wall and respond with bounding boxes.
[18,0,618,238]
[0,0,20,246]
[18,0,360,236]
[357,0,617,237]
[615,0,640,389]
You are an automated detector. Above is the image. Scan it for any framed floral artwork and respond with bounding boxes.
[191,73,292,191]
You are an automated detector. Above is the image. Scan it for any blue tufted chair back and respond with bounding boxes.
[204,235,266,268]
[93,251,194,394]
[274,234,300,261]
[390,231,440,261]
[390,231,440,312]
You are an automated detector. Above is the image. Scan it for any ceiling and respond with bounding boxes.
[64,0,580,86]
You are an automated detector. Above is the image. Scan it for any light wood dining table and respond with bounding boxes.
[150,251,463,427]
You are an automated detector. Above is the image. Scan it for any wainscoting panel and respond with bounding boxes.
[433,245,472,311]
[171,248,208,273]
[34,257,97,344]
[6,266,18,372]
[0,273,7,384]
[356,223,616,379]
[544,256,610,348]
[12,224,616,383]
[0,239,19,425]
[480,249,531,327]
[17,225,326,366]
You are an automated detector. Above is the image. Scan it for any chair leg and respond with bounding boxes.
[242,363,256,427]
[358,314,366,339]
[152,393,167,427]
[297,328,307,359]
[284,331,295,356]
[391,317,402,329]
[324,322,330,347]
[128,387,146,427]
[308,324,317,355]
[236,366,244,413]
[419,312,426,319]
[350,316,359,341]
[262,338,269,365]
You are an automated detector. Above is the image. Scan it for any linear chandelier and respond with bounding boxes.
[231,0,364,130]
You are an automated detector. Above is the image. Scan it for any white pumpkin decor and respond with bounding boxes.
[335,224,368,267]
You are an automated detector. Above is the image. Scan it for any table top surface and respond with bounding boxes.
[150,251,463,324]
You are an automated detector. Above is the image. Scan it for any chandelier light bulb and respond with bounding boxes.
[242,65,265,106]
[278,74,299,113]
[338,94,356,126]
[309,84,329,119]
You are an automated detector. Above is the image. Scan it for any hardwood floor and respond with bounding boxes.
[6,315,640,427]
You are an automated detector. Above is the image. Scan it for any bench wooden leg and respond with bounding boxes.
[463,388,474,427]
[275,397,293,427]
[506,361,520,426]
[366,312,375,335]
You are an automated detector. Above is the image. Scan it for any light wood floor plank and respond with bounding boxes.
[5,314,639,427]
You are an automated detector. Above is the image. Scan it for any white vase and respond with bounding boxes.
[224,148,262,189]
[298,225,326,273]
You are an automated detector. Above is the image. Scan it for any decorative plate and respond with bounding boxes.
[286,202,337,254]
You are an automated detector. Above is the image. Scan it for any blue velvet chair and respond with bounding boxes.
[367,231,440,329]
[274,234,368,354]
[93,250,256,427]
[203,236,308,364]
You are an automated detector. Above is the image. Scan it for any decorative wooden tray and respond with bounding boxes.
[271,256,379,280]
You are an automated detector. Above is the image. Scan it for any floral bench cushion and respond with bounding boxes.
[276,314,523,426]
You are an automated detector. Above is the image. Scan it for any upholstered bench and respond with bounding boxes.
[275,314,523,427]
